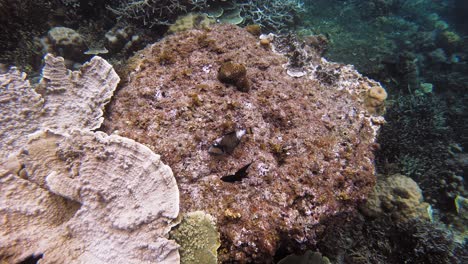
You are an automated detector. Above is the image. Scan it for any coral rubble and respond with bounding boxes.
[104,24,386,262]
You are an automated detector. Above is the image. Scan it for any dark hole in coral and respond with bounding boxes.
[17,253,43,264]
[272,242,291,262]
[221,162,252,183]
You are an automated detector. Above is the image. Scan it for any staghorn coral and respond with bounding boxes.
[107,0,304,31]
[107,0,212,28]
[1,130,180,263]
[318,213,462,264]
[0,54,119,160]
[0,0,54,73]
[236,0,305,31]
[104,24,386,262]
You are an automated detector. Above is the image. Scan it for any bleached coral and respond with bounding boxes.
[1,130,180,263]
[0,55,180,263]
[0,54,119,159]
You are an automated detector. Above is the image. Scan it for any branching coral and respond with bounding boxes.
[237,0,305,31]
[107,0,211,27]
[318,215,462,263]
[375,94,463,212]
[107,0,305,31]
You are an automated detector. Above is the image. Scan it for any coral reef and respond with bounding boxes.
[43,27,87,62]
[104,24,385,262]
[107,0,304,32]
[318,214,463,264]
[0,55,180,263]
[376,95,466,214]
[299,1,466,228]
[360,174,432,222]
[0,54,119,160]
[107,0,212,28]
[170,211,220,264]
[0,0,54,73]
[1,130,180,264]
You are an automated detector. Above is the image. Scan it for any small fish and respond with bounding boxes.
[221,162,252,183]
[208,129,246,155]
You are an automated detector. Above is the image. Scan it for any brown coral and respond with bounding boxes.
[360,174,432,222]
[245,24,262,36]
[103,24,385,262]
[364,85,388,114]
[217,61,250,92]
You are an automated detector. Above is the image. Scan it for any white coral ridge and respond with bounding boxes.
[1,130,180,264]
[0,55,181,263]
[0,53,119,159]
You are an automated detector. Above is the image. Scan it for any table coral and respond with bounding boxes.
[103,24,386,262]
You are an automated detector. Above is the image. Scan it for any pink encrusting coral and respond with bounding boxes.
[103,24,386,262]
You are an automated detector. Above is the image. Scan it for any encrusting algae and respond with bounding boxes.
[103,24,386,263]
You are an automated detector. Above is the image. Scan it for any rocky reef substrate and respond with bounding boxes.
[104,24,386,262]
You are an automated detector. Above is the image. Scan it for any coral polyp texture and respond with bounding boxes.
[103,24,386,262]
[0,130,180,263]
[0,55,180,263]
[0,54,119,159]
